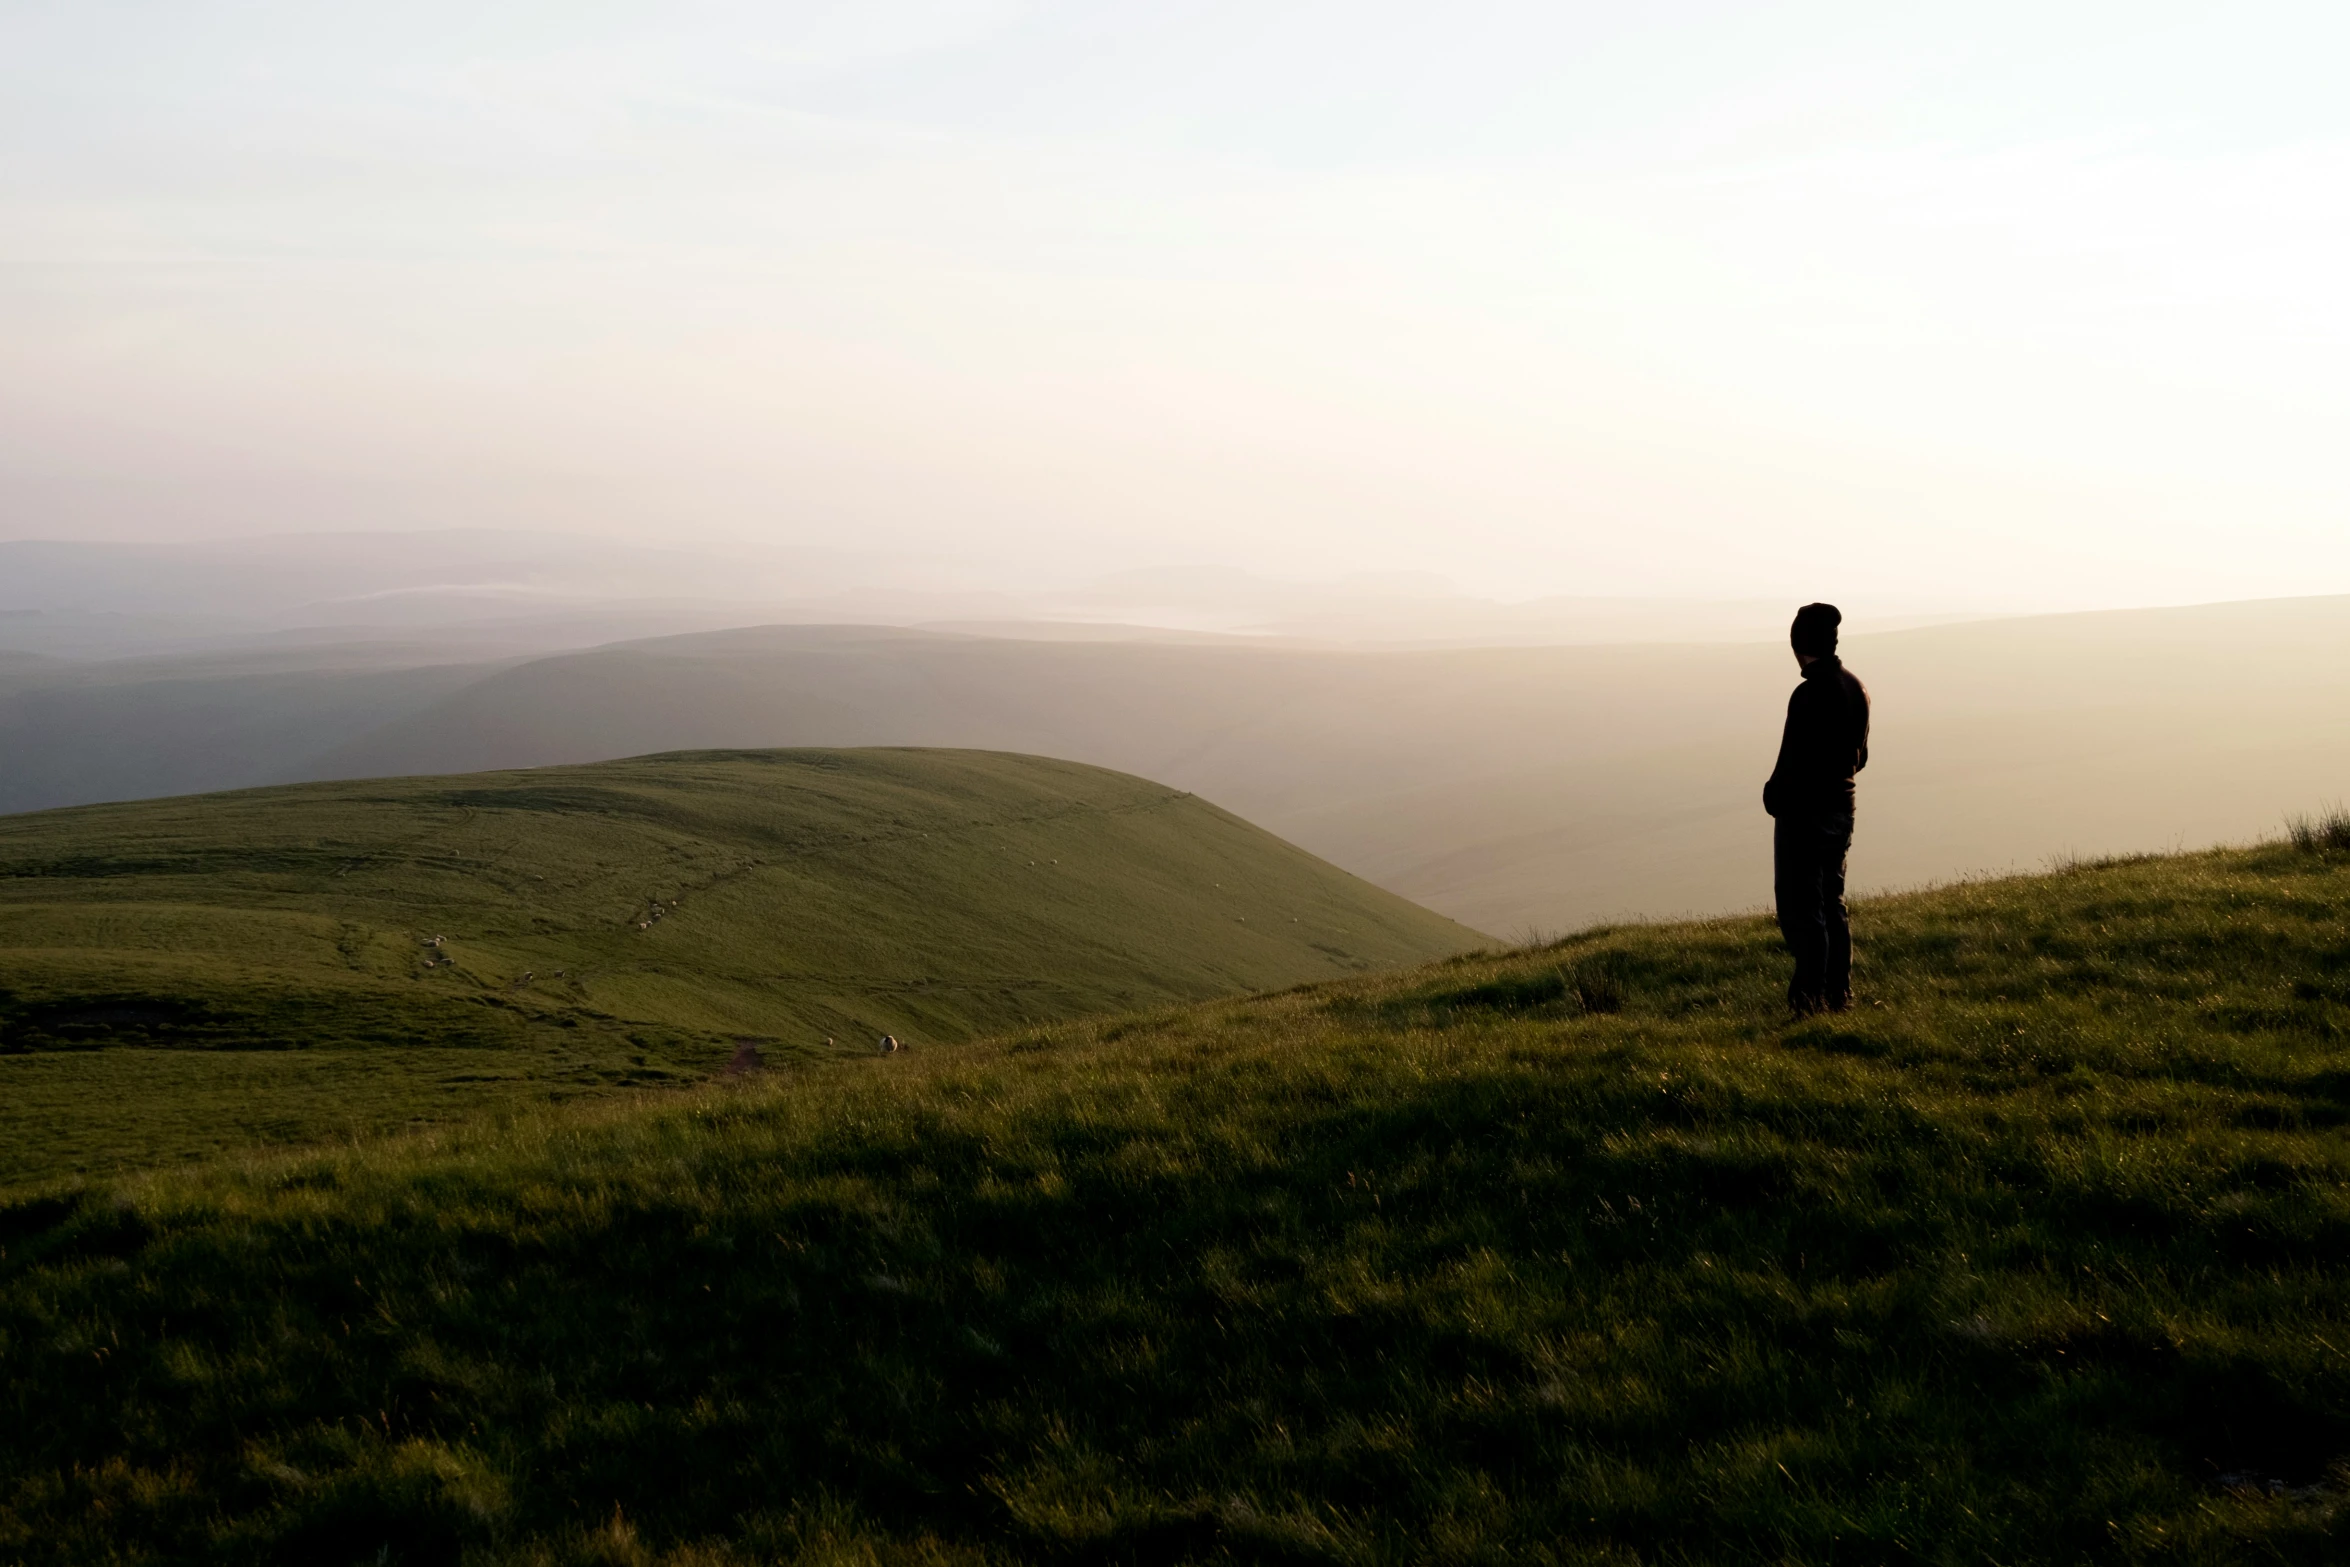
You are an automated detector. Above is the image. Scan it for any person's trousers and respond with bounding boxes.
[1774,811,1854,1010]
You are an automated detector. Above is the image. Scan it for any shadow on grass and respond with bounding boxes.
[11,1029,2350,1564]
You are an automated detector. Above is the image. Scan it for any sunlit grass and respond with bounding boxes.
[0,748,1479,1184]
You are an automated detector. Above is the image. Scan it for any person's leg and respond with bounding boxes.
[1774,817,1827,1011]
[1821,814,1854,1009]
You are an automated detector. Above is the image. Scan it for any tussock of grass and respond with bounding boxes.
[6,845,2350,1562]
[2286,803,2350,854]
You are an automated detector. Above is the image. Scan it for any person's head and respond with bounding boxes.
[1791,602,1841,666]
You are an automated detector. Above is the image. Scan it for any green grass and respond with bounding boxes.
[0,749,1482,1185]
[6,839,2350,1563]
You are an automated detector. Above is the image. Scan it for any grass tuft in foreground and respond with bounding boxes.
[2287,803,2350,854]
[5,843,2350,1563]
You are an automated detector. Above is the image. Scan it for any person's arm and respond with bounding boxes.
[1849,674,1870,775]
[1762,686,1803,816]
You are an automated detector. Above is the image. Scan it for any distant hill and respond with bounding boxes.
[0,645,506,815]
[0,749,1483,1182]
[6,837,2347,1561]
[7,597,2350,933]
[301,600,2350,930]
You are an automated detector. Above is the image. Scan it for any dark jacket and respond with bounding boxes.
[1764,655,1869,819]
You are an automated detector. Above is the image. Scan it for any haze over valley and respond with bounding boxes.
[4,542,2343,933]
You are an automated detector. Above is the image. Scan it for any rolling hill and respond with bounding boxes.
[0,748,1483,1184]
[9,596,2350,934]
[298,599,2350,932]
[4,837,2346,1563]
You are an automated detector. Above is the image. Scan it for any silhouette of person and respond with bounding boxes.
[1763,602,1870,1014]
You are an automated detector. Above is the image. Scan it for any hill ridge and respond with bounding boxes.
[0,747,1482,1184]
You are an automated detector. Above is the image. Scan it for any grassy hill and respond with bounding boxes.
[5,838,2348,1563]
[0,749,1483,1185]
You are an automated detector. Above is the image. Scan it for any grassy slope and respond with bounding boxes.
[0,749,1481,1185]
[5,843,2348,1564]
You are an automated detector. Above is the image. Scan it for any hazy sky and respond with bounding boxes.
[5,2,2347,608]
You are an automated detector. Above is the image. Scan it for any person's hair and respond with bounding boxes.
[1791,602,1841,657]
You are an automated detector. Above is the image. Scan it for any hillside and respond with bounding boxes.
[4,839,2347,1563]
[0,749,1482,1184]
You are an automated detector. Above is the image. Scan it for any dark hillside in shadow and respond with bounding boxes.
[5,838,2348,1561]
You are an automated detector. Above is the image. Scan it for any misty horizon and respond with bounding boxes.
[9,4,2350,612]
[0,529,2027,659]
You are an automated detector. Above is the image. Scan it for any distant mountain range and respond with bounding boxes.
[0,532,1978,658]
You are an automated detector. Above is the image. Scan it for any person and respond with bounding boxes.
[1763,602,1870,1014]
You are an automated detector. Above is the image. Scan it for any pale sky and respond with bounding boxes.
[4,2,2347,608]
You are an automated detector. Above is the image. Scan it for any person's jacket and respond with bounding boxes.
[1763,655,1870,819]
